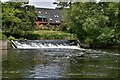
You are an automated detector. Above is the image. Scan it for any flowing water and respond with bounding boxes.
[12,40,82,50]
[2,40,120,79]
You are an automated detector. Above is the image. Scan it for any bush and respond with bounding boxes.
[22,31,40,40]
[2,30,77,40]
[60,23,68,31]
[0,33,7,41]
[8,36,15,41]
[3,30,23,39]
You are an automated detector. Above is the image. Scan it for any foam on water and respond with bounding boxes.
[12,40,85,50]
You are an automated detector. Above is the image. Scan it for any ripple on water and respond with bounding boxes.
[2,48,120,78]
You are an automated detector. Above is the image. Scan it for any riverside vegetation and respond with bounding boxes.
[1,2,120,48]
[57,2,120,47]
[2,2,76,40]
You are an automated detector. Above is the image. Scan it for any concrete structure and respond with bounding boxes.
[0,40,11,50]
[0,40,7,50]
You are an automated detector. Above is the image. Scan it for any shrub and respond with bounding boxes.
[0,33,7,41]
[8,36,15,41]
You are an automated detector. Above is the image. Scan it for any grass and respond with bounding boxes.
[3,30,77,40]
[32,30,77,40]
[33,30,70,35]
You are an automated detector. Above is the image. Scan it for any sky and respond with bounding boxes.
[1,0,57,8]
[1,0,101,9]
[1,0,9,2]
[28,0,57,9]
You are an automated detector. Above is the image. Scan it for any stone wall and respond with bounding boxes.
[0,40,11,50]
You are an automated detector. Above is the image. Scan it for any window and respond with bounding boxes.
[54,15,59,18]
[56,15,59,18]
[39,11,41,13]
[45,12,47,14]
[54,15,56,17]
[50,18,52,21]
[56,20,60,23]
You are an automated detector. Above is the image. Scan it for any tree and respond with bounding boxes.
[2,2,37,34]
[53,0,73,9]
[64,2,120,46]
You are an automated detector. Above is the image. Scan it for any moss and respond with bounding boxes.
[8,36,15,41]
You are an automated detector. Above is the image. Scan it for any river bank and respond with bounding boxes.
[80,43,120,49]
[3,30,77,40]
[0,40,11,50]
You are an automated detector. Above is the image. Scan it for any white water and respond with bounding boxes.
[12,41,85,50]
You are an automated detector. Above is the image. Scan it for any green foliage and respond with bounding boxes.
[59,22,68,31]
[2,2,37,33]
[0,33,7,41]
[32,30,77,40]
[8,36,15,41]
[3,30,77,40]
[46,23,51,29]
[57,2,70,8]
[64,2,120,45]
[55,0,73,9]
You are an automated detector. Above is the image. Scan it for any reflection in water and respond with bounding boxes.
[2,48,120,78]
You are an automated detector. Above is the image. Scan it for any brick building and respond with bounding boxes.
[35,8,63,29]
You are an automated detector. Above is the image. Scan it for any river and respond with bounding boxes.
[2,48,120,79]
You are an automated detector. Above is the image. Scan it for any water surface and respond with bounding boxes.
[2,48,120,79]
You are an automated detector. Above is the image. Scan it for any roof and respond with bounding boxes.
[35,8,64,23]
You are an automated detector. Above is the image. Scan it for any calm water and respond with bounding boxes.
[2,48,120,79]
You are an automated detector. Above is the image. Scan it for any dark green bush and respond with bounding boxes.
[0,33,7,41]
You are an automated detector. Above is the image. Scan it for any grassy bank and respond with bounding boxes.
[3,30,77,40]
[32,30,77,40]
[23,30,77,40]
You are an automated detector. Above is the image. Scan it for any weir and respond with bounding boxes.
[12,40,85,50]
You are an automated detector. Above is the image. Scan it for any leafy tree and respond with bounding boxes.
[2,2,37,34]
[63,2,120,46]
[54,0,73,9]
